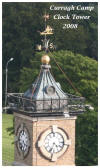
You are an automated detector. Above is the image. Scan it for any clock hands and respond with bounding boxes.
[38,126,71,161]
[44,132,64,154]
[19,129,29,152]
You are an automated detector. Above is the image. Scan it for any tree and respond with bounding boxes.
[76,110,98,165]
[2,2,98,103]
[2,2,49,100]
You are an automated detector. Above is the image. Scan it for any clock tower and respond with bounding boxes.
[11,13,86,166]
[13,54,85,166]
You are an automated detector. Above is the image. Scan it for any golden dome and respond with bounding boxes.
[41,54,50,64]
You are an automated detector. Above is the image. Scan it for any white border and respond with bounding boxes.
[0,0,99,168]
[1,0,100,2]
[98,0,100,167]
[0,0,2,167]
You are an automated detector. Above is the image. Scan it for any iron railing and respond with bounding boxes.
[6,93,86,116]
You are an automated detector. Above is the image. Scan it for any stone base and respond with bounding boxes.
[12,162,75,166]
[14,112,77,166]
[12,161,28,166]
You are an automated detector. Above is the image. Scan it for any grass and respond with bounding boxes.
[2,113,14,165]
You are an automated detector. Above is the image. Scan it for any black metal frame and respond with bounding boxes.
[7,93,86,117]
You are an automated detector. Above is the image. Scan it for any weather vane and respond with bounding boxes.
[36,11,56,52]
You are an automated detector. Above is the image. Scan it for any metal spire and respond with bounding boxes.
[36,11,55,52]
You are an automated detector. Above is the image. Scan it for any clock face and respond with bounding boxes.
[44,132,64,153]
[16,123,30,159]
[38,125,71,161]
[19,130,29,152]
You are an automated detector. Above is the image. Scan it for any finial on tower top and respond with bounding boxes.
[41,54,50,64]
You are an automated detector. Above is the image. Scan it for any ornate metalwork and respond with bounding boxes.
[15,123,30,159]
[7,92,86,117]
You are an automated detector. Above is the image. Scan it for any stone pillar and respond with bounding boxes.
[13,112,77,166]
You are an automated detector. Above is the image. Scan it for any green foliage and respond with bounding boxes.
[19,67,39,92]
[76,110,98,165]
[2,2,98,97]
[2,2,48,97]
[2,114,14,165]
